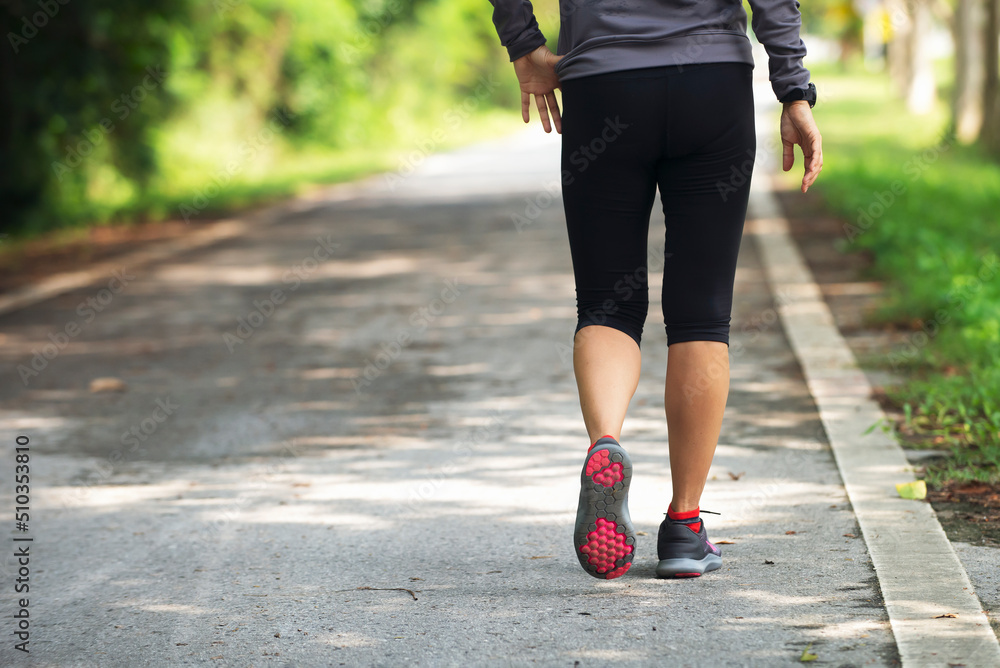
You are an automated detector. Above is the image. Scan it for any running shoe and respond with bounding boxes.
[574,435,636,579]
[655,511,722,578]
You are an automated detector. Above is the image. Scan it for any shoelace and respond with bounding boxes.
[663,509,721,518]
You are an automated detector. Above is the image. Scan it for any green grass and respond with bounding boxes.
[782,58,1000,486]
[1,107,521,252]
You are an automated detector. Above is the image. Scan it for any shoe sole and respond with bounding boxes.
[574,443,636,579]
[654,554,722,578]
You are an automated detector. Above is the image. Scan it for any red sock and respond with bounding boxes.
[668,504,701,533]
[588,434,616,452]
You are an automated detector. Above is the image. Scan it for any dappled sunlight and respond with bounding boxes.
[234,506,396,530]
[425,362,491,376]
[287,367,361,380]
[567,649,642,661]
[272,400,356,412]
[312,632,379,648]
[154,264,285,286]
[47,482,191,508]
[0,413,77,431]
[478,309,547,325]
[134,604,219,616]
[0,114,908,664]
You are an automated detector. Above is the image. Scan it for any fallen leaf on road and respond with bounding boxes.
[896,480,927,500]
[843,533,857,538]
[410,577,423,581]
[799,643,818,662]
[636,531,648,536]
[715,540,735,544]
[728,471,745,480]
[934,613,958,618]
[529,555,553,559]
[89,377,127,393]
[764,559,775,565]
[785,531,797,535]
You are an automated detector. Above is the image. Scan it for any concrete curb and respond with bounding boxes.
[748,104,1000,666]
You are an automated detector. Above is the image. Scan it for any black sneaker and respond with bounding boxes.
[574,436,636,579]
[655,511,722,578]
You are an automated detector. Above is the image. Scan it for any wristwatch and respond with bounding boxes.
[779,82,817,108]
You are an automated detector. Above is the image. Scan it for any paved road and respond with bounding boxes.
[1,109,900,666]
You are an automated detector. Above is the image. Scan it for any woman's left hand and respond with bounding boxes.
[512,45,564,133]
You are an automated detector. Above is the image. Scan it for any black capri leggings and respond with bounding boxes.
[560,61,756,348]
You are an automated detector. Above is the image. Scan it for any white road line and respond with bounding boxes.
[749,85,1000,666]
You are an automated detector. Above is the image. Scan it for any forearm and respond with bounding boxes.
[747,0,811,101]
[487,0,547,61]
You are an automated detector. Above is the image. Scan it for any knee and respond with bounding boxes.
[577,297,647,347]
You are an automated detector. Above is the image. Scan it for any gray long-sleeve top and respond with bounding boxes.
[488,0,811,102]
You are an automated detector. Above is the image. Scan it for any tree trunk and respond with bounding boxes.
[885,0,937,113]
[886,0,914,97]
[952,0,985,142]
[907,0,937,113]
[981,0,1000,154]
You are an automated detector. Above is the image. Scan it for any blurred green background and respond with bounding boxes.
[1,0,997,486]
[1,0,563,236]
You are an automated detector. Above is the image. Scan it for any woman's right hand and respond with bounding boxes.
[512,45,564,134]
[780,101,823,193]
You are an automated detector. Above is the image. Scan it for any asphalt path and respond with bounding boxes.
[0,109,912,667]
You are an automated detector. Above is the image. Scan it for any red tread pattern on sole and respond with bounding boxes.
[585,450,624,487]
[585,450,609,477]
[606,563,631,579]
[578,517,633,575]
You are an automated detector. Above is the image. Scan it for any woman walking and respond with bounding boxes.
[489,0,823,579]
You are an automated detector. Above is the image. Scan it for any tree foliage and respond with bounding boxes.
[1,0,514,236]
